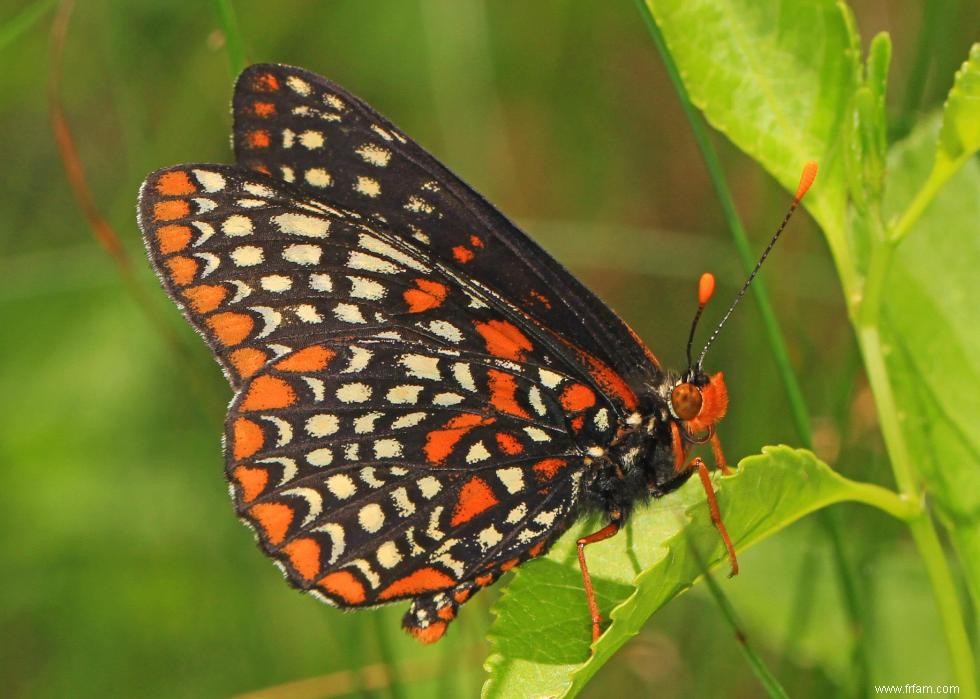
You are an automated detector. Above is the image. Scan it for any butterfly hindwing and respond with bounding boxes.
[225,336,600,611]
[232,63,662,400]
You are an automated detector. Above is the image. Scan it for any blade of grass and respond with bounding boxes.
[633,0,872,686]
[0,0,57,52]
[694,543,790,699]
[213,0,245,78]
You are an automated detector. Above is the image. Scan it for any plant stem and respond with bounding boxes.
[857,322,978,698]
[700,562,790,699]
[889,159,962,243]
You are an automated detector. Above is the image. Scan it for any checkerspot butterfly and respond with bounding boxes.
[138,64,816,643]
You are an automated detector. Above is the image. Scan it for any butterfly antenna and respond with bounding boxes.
[695,161,818,372]
[685,272,716,376]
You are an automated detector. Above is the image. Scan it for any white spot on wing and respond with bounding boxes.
[452,363,476,391]
[376,541,402,568]
[358,504,385,533]
[348,276,386,300]
[306,414,339,437]
[466,441,490,463]
[497,467,524,494]
[309,273,333,292]
[336,382,371,403]
[354,176,381,198]
[193,169,225,192]
[373,439,402,459]
[273,212,329,238]
[306,447,333,466]
[304,168,333,188]
[298,130,324,149]
[261,275,292,292]
[334,303,366,324]
[316,522,345,564]
[230,245,263,266]
[286,75,311,95]
[283,244,322,265]
[326,474,356,499]
[386,385,422,404]
[356,143,392,166]
[399,354,440,380]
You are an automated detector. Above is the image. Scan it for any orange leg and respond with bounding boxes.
[710,432,732,475]
[577,516,622,643]
[694,457,739,576]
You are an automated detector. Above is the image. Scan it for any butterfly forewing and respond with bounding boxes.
[232,64,662,401]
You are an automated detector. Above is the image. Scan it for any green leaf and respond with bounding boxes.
[883,114,980,614]
[937,43,980,168]
[482,447,904,698]
[641,0,862,242]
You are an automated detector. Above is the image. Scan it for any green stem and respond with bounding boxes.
[889,158,964,243]
[700,562,790,699]
[857,323,978,698]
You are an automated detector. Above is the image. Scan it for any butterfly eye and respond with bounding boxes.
[670,382,703,421]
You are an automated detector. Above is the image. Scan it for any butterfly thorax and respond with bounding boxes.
[578,369,728,524]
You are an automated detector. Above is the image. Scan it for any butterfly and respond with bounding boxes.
[138,63,815,644]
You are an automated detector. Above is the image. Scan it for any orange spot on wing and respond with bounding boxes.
[452,245,474,263]
[181,284,228,314]
[500,558,520,572]
[155,224,192,253]
[486,370,531,419]
[241,375,297,411]
[424,413,494,464]
[528,541,546,557]
[252,72,280,91]
[475,320,533,361]
[530,289,552,309]
[164,256,198,286]
[232,418,264,460]
[378,567,456,601]
[153,199,190,222]
[155,170,196,196]
[451,476,499,526]
[232,464,269,503]
[206,312,254,346]
[469,234,484,248]
[576,350,637,411]
[274,345,335,372]
[407,620,447,644]
[318,570,366,604]
[252,100,276,117]
[403,278,448,313]
[570,416,585,432]
[560,383,596,412]
[453,588,472,604]
[229,347,268,380]
[533,458,568,482]
[245,129,271,148]
[250,501,294,546]
[474,573,494,587]
[495,432,524,455]
[437,606,456,621]
[282,538,321,582]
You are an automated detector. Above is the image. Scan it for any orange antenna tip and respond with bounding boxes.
[794,161,818,201]
[698,273,716,306]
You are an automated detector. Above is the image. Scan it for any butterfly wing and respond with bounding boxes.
[138,163,621,639]
[231,64,662,399]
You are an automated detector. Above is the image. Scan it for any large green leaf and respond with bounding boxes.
[883,114,980,612]
[642,0,861,241]
[483,447,901,698]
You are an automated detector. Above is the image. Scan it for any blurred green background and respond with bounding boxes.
[1,1,975,697]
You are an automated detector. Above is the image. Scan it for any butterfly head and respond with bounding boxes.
[669,371,728,440]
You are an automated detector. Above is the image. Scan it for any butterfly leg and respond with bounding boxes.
[577,513,623,643]
[710,432,733,475]
[693,457,739,576]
